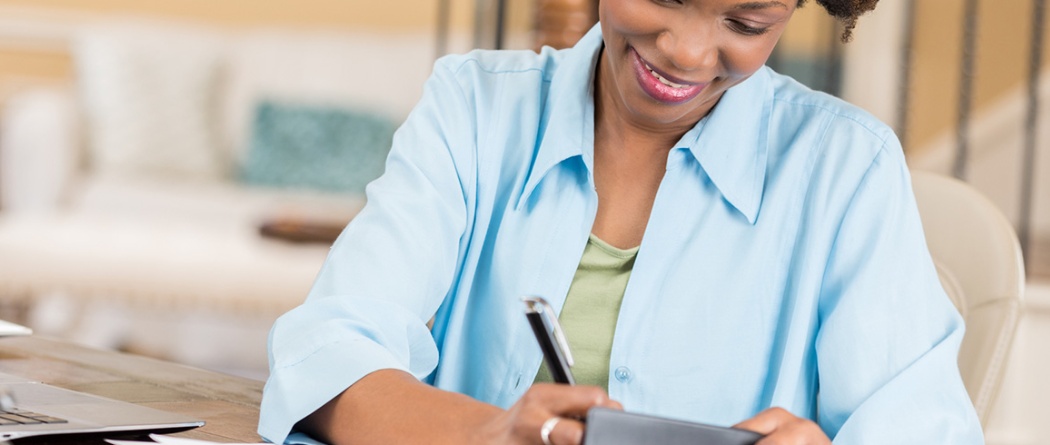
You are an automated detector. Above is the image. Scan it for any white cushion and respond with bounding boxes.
[221,30,433,163]
[74,20,228,180]
[0,88,79,213]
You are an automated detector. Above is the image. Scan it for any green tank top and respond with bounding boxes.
[534,234,638,390]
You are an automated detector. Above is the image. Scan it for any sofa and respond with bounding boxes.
[0,18,434,377]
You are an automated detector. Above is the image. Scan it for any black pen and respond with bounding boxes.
[522,296,575,385]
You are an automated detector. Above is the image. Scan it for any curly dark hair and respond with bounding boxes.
[798,0,880,42]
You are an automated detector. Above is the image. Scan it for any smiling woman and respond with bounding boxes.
[258,0,983,444]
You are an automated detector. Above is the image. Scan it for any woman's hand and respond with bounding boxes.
[477,383,622,445]
[734,407,831,445]
[298,370,620,445]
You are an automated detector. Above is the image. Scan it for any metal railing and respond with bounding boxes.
[1022,0,1046,269]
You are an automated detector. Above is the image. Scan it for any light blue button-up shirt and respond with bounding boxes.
[260,26,982,444]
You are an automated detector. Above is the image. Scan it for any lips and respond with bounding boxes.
[631,48,705,104]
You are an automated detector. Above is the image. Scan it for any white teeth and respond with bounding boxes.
[644,62,688,89]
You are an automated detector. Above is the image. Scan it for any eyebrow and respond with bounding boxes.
[734,1,789,10]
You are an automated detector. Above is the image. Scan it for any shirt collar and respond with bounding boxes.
[516,25,602,211]
[516,25,773,225]
[681,67,773,224]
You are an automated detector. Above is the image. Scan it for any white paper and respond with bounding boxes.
[105,433,267,445]
[0,319,31,336]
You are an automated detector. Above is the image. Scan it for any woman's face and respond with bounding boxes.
[597,0,795,130]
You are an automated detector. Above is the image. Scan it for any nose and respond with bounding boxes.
[655,25,719,73]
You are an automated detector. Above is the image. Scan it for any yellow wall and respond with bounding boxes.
[0,47,72,82]
[779,2,837,55]
[907,0,1048,150]
[0,0,442,30]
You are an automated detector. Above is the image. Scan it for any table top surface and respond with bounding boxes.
[0,335,265,444]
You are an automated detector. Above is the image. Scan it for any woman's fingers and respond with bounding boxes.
[508,384,621,445]
[524,383,619,418]
[733,407,830,445]
[546,416,585,445]
[733,407,795,435]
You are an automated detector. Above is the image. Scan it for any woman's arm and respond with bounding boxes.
[298,369,619,445]
[259,58,477,443]
[813,141,982,443]
[297,370,500,444]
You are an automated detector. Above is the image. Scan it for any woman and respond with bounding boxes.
[259,0,983,443]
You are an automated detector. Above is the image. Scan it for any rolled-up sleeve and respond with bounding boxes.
[258,59,476,444]
[815,141,983,443]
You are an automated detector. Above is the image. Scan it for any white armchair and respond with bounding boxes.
[910,170,1025,426]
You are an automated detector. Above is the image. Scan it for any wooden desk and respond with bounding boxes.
[0,335,264,444]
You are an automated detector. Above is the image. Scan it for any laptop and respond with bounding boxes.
[0,371,204,441]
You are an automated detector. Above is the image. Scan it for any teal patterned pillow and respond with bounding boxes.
[240,101,396,194]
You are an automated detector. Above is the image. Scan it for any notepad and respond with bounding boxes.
[582,407,762,445]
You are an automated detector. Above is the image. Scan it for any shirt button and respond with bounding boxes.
[614,366,632,382]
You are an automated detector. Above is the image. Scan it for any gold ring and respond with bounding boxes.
[540,416,562,445]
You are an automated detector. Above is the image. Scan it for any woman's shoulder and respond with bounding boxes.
[764,67,898,149]
[433,46,566,83]
[422,47,573,117]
